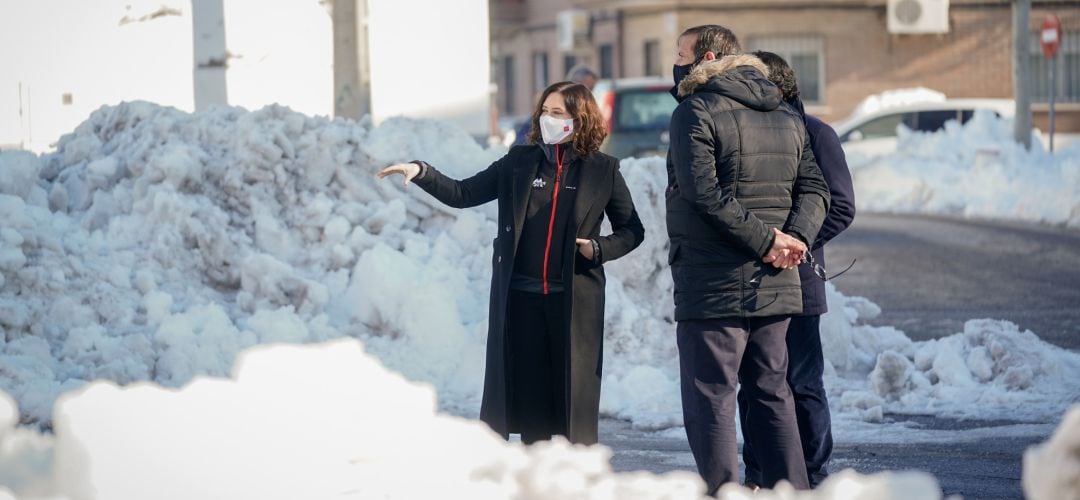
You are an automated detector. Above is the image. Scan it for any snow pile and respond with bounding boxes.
[0,393,52,498]
[1023,405,1080,500]
[599,160,682,430]
[0,100,1076,438]
[0,340,705,499]
[821,284,1080,426]
[848,110,1080,228]
[0,339,952,500]
[718,470,943,500]
[0,101,503,422]
[847,87,947,118]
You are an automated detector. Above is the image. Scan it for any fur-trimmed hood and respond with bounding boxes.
[675,54,780,112]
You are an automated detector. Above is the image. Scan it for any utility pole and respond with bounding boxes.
[333,0,370,119]
[192,0,229,111]
[1013,0,1032,149]
[18,82,24,149]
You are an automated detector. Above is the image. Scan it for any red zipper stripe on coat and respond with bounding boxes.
[542,143,564,295]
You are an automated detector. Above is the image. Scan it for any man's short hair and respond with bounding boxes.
[752,51,800,102]
[565,65,598,83]
[680,25,741,59]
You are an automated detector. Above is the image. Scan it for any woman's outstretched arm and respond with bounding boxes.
[377,156,505,209]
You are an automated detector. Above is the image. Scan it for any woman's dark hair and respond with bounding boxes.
[527,81,607,157]
[752,51,800,102]
[680,25,741,60]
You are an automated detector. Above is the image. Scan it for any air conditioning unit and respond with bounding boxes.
[557,10,590,51]
[888,0,950,35]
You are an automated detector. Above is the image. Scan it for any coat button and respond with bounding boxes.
[505,225,511,232]
[497,256,502,263]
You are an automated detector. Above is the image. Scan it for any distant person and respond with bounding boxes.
[665,24,830,493]
[514,66,599,146]
[377,81,645,445]
[566,65,599,91]
[736,50,855,490]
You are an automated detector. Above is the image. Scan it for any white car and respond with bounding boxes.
[833,90,1014,159]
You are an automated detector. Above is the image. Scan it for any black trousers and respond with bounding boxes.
[677,316,809,494]
[739,315,833,487]
[508,289,568,444]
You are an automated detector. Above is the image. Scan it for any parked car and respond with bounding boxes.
[593,77,677,159]
[834,96,1015,158]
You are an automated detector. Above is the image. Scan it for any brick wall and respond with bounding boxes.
[492,1,1080,131]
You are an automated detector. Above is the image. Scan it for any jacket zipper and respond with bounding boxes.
[542,143,564,295]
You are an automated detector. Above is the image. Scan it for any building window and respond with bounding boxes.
[747,35,825,104]
[533,51,549,93]
[599,44,614,79]
[1032,32,1080,103]
[503,55,515,115]
[564,55,578,79]
[644,40,661,77]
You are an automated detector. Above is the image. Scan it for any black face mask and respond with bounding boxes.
[672,57,701,87]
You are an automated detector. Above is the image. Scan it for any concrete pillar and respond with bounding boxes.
[192,0,228,111]
[333,0,370,119]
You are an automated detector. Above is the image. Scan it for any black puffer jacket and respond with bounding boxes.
[666,54,830,321]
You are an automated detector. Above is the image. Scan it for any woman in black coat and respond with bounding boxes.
[377,81,645,445]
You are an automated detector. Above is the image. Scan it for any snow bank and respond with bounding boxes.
[822,285,1080,430]
[0,339,952,500]
[0,102,502,422]
[848,110,1080,228]
[1023,405,1080,500]
[0,340,705,499]
[848,87,947,118]
[0,100,1076,440]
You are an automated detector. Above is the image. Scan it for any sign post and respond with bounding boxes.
[1014,0,1032,149]
[1041,14,1062,152]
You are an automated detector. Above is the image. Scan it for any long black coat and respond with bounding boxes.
[412,145,645,444]
[666,54,830,321]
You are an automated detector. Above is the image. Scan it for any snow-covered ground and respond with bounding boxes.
[0,339,959,500]
[846,110,1080,228]
[0,102,1077,497]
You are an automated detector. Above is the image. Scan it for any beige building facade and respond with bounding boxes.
[490,0,1080,131]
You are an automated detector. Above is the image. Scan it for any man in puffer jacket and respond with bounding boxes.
[666,25,830,493]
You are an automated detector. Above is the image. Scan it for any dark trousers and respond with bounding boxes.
[508,290,568,444]
[677,316,809,494]
[739,315,833,487]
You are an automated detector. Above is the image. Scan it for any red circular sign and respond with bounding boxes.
[1042,15,1062,59]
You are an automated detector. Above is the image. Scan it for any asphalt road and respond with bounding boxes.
[602,214,1080,499]
[601,418,1040,500]
[825,213,1080,350]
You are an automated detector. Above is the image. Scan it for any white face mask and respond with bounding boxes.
[539,114,574,144]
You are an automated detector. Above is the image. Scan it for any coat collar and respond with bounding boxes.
[512,146,543,233]
[676,54,770,97]
[510,146,610,236]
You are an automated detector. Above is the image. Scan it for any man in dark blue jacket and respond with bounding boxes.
[738,51,857,489]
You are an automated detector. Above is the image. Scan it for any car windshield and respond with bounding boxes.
[614,89,676,132]
[850,112,913,140]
